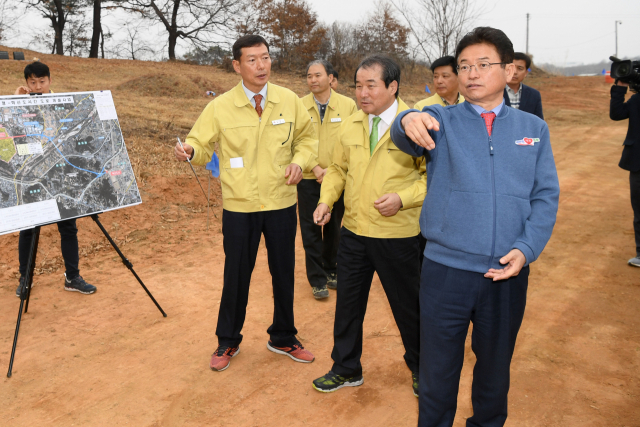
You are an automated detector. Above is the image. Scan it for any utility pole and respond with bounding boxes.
[526,13,530,55]
[615,20,622,57]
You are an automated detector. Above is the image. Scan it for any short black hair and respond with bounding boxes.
[333,69,339,80]
[354,54,401,98]
[24,62,50,80]
[513,52,532,70]
[306,59,336,78]
[232,35,269,61]
[430,56,457,75]
[455,27,514,67]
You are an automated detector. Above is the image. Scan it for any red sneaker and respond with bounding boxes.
[209,345,240,371]
[267,340,315,363]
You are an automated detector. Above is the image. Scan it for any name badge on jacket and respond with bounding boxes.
[230,157,244,168]
[272,119,285,125]
[330,118,342,123]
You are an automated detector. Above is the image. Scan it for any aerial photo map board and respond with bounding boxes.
[0,91,141,235]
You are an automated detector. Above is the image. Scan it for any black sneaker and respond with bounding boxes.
[64,275,97,295]
[326,273,337,290]
[312,284,329,299]
[15,277,30,298]
[312,370,363,392]
[412,371,419,397]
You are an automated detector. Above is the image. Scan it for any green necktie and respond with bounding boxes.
[370,116,381,156]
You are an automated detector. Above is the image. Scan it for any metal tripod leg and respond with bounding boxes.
[90,214,167,317]
[7,226,41,378]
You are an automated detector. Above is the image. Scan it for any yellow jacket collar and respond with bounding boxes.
[327,89,339,110]
[303,89,337,114]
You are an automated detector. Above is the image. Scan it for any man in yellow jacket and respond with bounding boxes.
[312,55,425,397]
[415,55,465,110]
[299,59,357,300]
[174,35,317,372]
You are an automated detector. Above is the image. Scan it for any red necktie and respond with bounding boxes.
[480,112,496,136]
[253,94,263,117]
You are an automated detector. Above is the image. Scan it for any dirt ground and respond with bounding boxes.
[0,49,639,426]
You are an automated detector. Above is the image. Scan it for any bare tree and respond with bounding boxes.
[120,0,243,60]
[87,0,116,58]
[0,0,16,43]
[88,0,102,58]
[234,0,262,36]
[100,24,113,58]
[391,0,478,63]
[353,1,409,57]
[112,20,155,60]
[21,0,83,55]
[321,3,410,75]
[256,0,327,70]
[65,17,92,56]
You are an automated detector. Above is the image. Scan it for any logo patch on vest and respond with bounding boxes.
[515,137,539,146]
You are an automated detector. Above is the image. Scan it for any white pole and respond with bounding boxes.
[526,13,530,55]
[615,20,622,57]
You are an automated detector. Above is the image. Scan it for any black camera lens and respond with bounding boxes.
[618,63,630,76]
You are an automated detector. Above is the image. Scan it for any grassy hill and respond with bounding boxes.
[0,46,428,181]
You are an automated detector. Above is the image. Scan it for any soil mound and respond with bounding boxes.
[529,64,553,78]
[116,73,223,98]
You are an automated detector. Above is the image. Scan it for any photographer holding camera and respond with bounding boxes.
[610,57,640,267]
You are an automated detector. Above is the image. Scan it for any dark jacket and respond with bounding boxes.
[390,102,559,274]
[504,84,544,120]
[611,85,640,172]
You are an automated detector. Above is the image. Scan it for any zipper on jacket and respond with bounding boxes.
[489,134,497,269]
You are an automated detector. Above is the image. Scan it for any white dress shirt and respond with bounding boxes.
[242,81,267,110]
[368,99,398,142]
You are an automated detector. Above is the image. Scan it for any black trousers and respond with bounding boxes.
[19,219,80,279]
[418,258,529,427]
[331,228,421,377]
[297,179,345,288]
[216,205,298,348]
[630,171,640,256]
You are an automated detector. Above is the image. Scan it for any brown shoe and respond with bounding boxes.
[210,345,240,371]
[267,340,314,363]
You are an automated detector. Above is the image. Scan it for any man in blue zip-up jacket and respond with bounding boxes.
[390,27,559,426]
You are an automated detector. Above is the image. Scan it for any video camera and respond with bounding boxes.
[610,56,640,92]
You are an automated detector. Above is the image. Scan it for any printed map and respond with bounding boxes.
[0,91,141,235]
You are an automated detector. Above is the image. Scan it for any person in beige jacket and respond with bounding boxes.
[299,59,357,300]
[311,55,425,397]
[174,35,317,372]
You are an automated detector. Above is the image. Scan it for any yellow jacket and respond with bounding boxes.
[414,93,465,110]
[300,90,357,179]
[319,99,426,238]
[186,81,318,213]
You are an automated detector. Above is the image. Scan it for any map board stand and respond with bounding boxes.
[6,214,167,378]
[1,90,165,377]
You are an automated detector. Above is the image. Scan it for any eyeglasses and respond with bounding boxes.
[456,62,508,74]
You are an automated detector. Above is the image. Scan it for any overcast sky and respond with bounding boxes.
[6,0,640,66]
[308,0,640,65]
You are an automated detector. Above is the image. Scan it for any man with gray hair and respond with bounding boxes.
[312,55,425,396]
[299,59,357,299]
